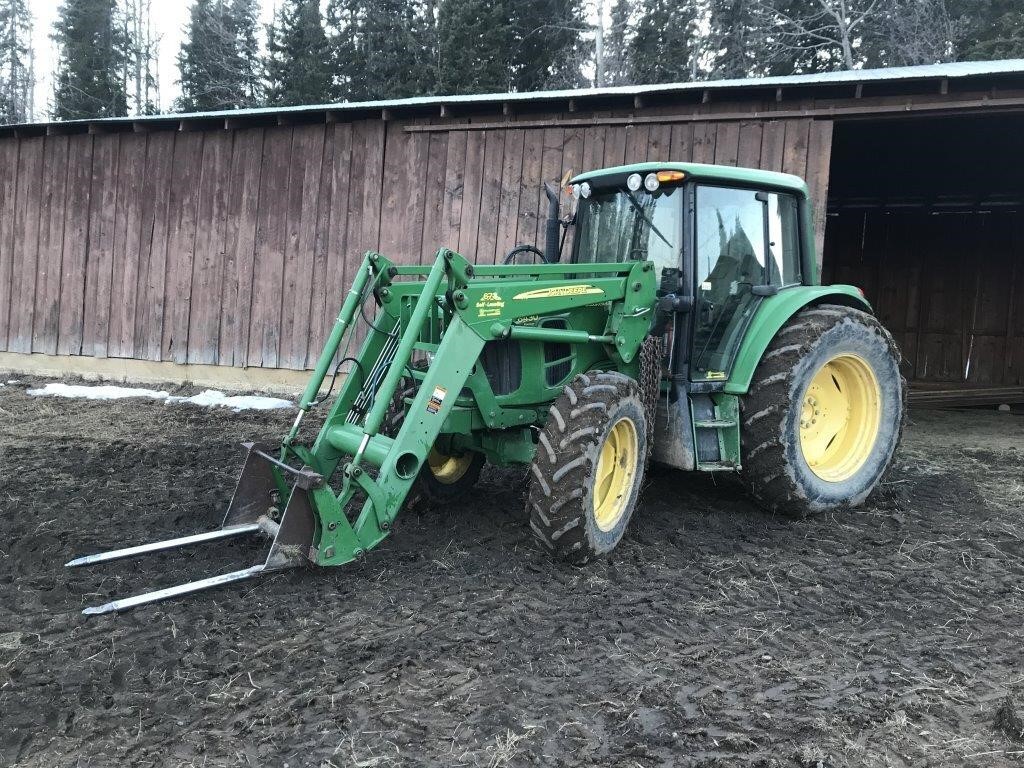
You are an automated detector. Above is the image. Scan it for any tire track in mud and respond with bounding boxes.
[1,381,1022,766]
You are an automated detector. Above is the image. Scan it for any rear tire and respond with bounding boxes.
[528,371,648,564]
[741,304,906,517]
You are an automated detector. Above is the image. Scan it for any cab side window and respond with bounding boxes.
[768,192,802,285]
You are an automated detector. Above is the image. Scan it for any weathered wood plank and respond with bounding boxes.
[247,126,292,368]
[515,130,544,247]
[581,125,606,172]
[457,130,487,258]
[358,120,387,255]
[108,133,147,358]
[623,123,650,164]
[713,122,740,166]
[56,134,94,356]
[759,121,786,172]
[420,130,450,262]
[602,124,627,167]
[134,133,175,361]
[310,123,352,368]
[0,139,18,350]
[493,128,524,263]
[305,125,337,368]
[736,121,763,169]
[474,130,506,264]
[647,124,672,162]
[805,120,834,261]
[532,127,564,249]
[278,125,325,369]
[399,124,430,264]
[691,123,717,164]
[161,131,205,363]
[379,120,429,265]
[187,129,235,365]
[781,119,811,179]
[669,123,693,161]
[440,130,468,250]
[33,135,70,354]
[8,137,43,353]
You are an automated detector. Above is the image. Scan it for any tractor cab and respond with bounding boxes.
[567,162,812,383]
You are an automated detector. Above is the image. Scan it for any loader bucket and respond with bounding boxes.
[66,442,318,615]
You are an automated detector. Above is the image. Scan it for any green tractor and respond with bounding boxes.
[68,162,905,614]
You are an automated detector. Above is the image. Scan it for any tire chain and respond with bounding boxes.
[638,335,663,463]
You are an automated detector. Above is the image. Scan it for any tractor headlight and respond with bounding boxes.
[570,183,581,200]
[626,173,642,192]
[644,173,660,192]
[579,182,592,198]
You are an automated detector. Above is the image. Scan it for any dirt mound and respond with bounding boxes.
[1,380,1022,766]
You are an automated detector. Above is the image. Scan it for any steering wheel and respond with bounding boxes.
[503,244,546,265]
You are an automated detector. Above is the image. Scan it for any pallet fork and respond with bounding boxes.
[66,442,320,614]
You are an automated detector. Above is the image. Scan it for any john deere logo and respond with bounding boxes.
[513,285,605,300]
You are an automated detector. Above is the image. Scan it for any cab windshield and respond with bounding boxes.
[572,186,682,275]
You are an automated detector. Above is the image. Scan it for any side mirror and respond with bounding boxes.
[658,294,693,313]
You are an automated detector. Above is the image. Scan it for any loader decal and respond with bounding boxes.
[476,291,505,318]
[426,386,447,414]
[513,285,605,300]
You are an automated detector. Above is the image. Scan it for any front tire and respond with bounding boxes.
[384,384,485,508]
[528,371,648,564]
[741,304,906,517]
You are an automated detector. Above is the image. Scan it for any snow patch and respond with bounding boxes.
[176,389,295,411]
[26,383,294,412]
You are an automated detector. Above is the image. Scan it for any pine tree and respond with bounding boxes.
[228,0,262,105]
[436,0,512,93]
[436,0,585,95]
[707,0,769,79]
[123,0,158,114]
[0,0,34,123]
[328,0,436,101]
[52,0,129,119]
[178,0,262,111]
[951,0,1024,61]
[511,0,586,90]
[265,0,333,106]
[603,0,634,85]
[627,0,699,84]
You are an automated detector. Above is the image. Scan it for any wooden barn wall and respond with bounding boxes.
[823,208,1024,386]
[0,116,831,371]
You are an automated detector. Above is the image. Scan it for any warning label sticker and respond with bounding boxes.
[426,385,447,414]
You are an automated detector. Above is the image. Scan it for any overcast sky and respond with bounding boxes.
[29,0,277,117]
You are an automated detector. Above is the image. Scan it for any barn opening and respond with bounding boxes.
[823,113,1024,405]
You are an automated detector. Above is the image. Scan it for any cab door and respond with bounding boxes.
[689,184,803,381]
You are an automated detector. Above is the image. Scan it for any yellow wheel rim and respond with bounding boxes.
[427,448,474,484]
[593,417,639,532]
[799,354,882,483]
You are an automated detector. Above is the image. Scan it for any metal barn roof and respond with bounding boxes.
[8,59,1024,134]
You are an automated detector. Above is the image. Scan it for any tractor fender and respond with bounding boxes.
[723,285,871,396]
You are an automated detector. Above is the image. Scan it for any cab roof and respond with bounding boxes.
[571,162,809,197]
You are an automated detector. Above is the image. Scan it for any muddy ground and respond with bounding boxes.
[0,377,1022,767]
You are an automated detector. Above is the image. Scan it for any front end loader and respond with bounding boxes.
[68,162,905,614]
